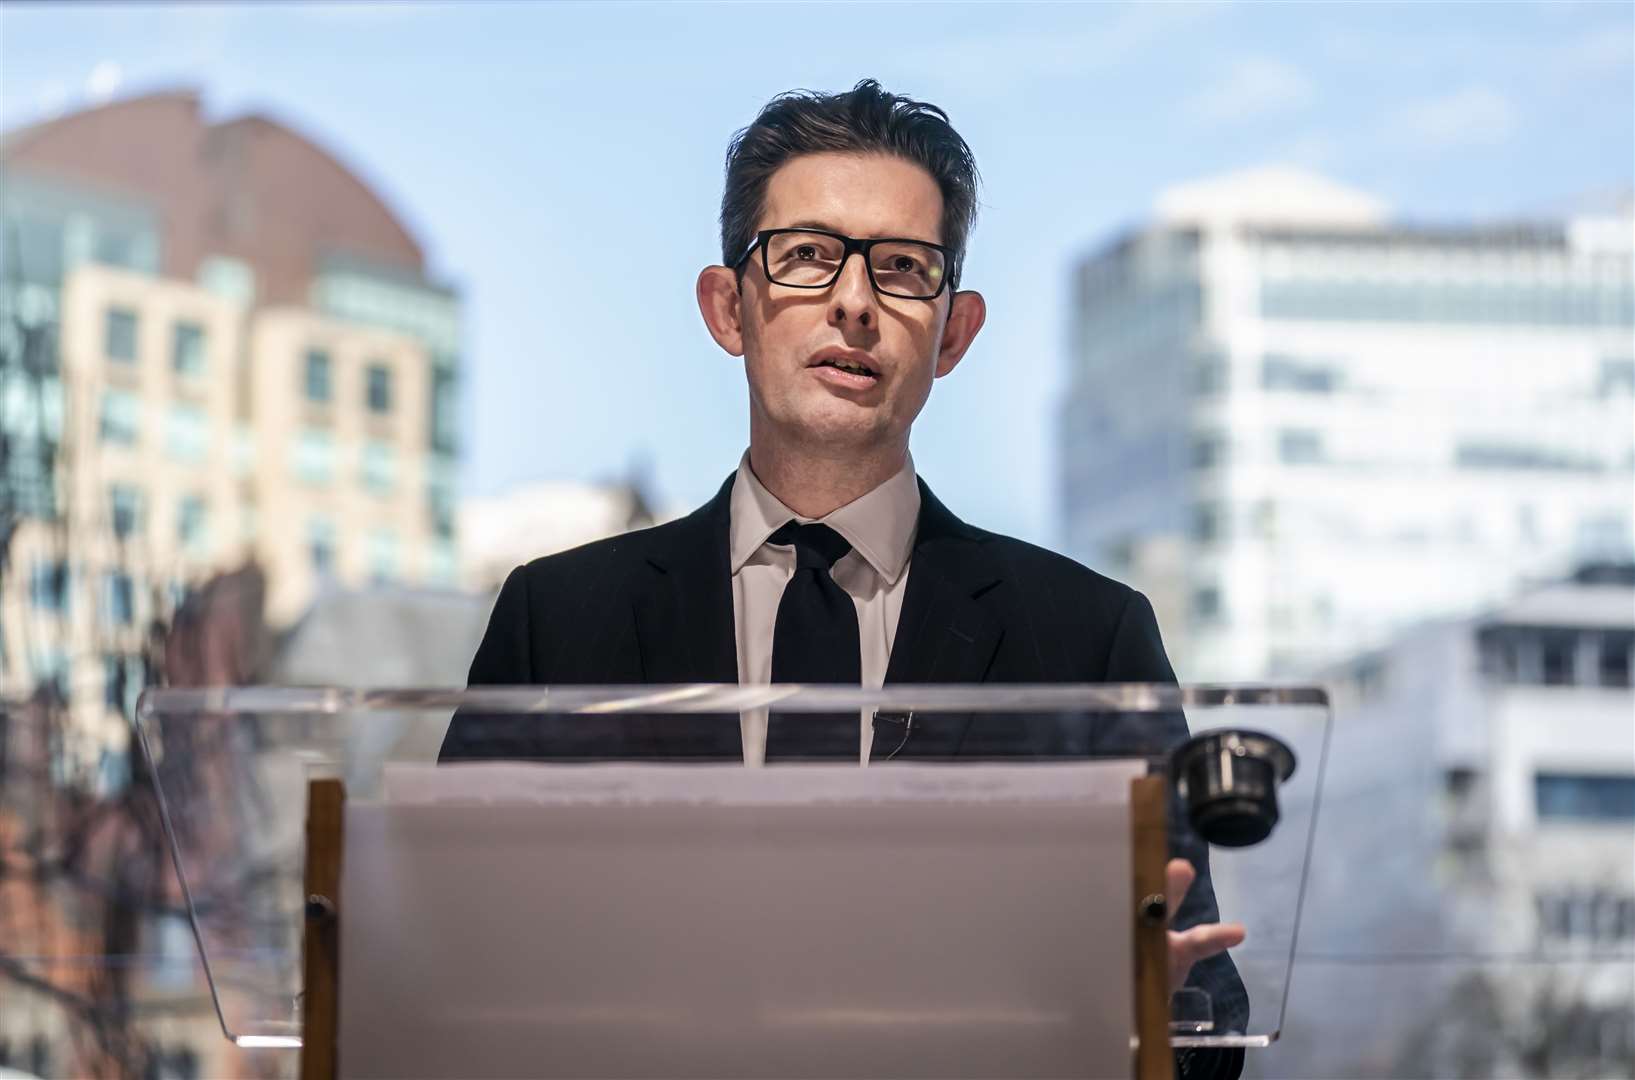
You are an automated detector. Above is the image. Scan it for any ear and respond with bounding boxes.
[933,289,986,378]
[696,265,746,357]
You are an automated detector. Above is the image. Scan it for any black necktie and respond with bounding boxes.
[765,521,862,761]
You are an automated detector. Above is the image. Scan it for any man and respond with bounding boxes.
[442,80,1247,1079]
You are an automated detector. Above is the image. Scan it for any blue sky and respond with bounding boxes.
[2,1,1630,545]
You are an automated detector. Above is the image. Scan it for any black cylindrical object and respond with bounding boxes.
[1172,729,1298,847]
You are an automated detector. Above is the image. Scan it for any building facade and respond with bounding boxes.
[0,91,461,765]
[459,473,671,592]
[1260,563,1634,1077]
[1059,168,1634,680]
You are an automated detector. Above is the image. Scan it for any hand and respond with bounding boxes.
[1166,857,1245,991]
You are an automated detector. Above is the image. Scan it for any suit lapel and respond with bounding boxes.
[622,474,743,758]
[629,470,1002,760]
[632,472,739,684]
[874,479,1004,759]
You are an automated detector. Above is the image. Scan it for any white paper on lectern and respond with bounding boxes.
[340,761,1145,1079]
[383,759,1146,808]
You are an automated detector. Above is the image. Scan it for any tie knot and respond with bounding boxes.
[769,521,852,570]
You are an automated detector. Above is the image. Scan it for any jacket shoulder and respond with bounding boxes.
[968,527,1141,608]
[962,528,1171,680]
[509,513,695,586]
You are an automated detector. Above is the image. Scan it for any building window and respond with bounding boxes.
[30,560,69,612]
[103,653,143,718]
[110,484,143,540]
[1191,503,1223,543]
[1278,429,1325,465]
[1190,432,1227,469]
[165,404,210,463]
[1535,773,1635,822]
[1540,631,1576,686]
[429,483,455,539]
[1599,356,1635,398]
[309,516,337,576]
[1478,626,1519,681]
[36,648,70,705]
[1192,584,1221,620]
[368,528,399,582]
[1598,631,1634,688]
[99,389,140,445]
[104,571,135,626]
[1576,513,1633,559]
[1455,441,1599,472]
[304,348,332,403]
[177,495,208,555]
[199,255,256,305]
[172,321,205,376]
[148,913,204,997]
[293,429,335,486]
[366,364,392,414]
[104,654,128,711]
[1536,889,1635,944]
[1261,278,1635,328]
[106,306,138,362]
[1261,354,1338,393]
[1193,356,1228,395]
[1443,766,1478,800]
[361,441,397,494]
[427,540,458,584]
[431,366,457,453]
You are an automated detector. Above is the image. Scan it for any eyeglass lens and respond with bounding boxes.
[764,231,946,298]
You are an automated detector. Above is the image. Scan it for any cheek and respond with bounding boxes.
[889,315,943,400]
[742,307,816,391]
[740,331,796,411]
[896,364,936,417]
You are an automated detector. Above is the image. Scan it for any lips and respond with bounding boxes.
[807,348,880,381]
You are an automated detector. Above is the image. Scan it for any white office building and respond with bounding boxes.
[1261,562,1634,1078]
[1059,168,1634,680]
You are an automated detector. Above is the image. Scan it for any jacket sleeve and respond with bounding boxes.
[439,566,534,761]
[467,565,532,685]
[1107,590,1249,1080]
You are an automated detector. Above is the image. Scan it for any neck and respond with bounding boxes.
[748,432,908,519]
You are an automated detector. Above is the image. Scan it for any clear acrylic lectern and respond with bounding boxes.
[132,684,1331,1078]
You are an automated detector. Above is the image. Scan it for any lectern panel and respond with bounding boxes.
[132,684,1330,1063]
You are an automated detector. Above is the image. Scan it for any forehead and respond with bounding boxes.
[759,152,943,241]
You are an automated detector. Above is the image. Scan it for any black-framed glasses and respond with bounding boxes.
[734,228,955,301]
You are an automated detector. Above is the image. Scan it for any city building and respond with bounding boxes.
[1261,562,1635,1077]
[0,90,462,763]
[1059,167,1634,680]
[458,473,671,592]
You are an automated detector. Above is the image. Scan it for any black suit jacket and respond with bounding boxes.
[442,472,1248,1077]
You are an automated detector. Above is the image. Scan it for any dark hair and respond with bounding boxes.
[720,79,981,290]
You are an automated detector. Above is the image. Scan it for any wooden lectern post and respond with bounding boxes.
[298,773,1176,1080]
[301,779,345,1080]
[1131,774,1174,1080]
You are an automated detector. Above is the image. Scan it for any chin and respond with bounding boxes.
[784,406,891,452]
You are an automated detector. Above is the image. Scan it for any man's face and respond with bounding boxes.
[702,151,983,459]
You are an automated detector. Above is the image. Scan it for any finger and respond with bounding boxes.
[1170,923,1247,968]
[1164,858,1195,924]
[1169,922,1247,988]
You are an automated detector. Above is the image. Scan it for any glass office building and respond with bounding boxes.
[1060,168,1634,680]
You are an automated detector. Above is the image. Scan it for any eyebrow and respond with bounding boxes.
[778,220,938,244]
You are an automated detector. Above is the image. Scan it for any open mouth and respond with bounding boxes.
[812,355,880,381]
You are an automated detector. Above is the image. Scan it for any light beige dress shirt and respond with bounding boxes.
[729,449,920,766]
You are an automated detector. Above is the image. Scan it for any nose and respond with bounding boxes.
[828,250,877,330]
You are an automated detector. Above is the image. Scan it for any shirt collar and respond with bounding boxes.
[728,449,920,584]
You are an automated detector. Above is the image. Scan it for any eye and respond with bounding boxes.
[890,255,920,273]
[794,244,819,260]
